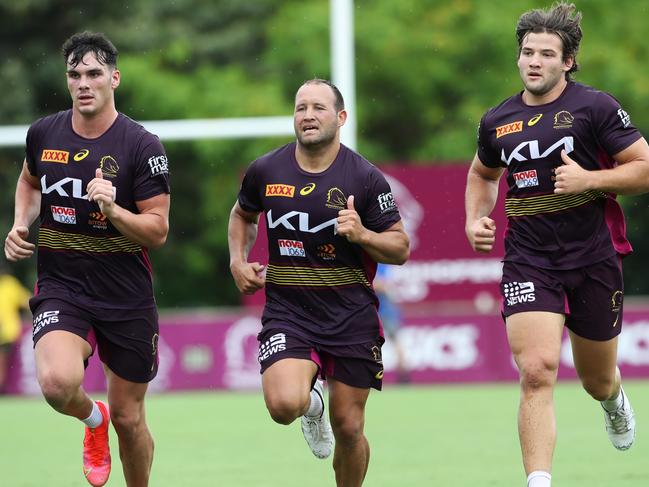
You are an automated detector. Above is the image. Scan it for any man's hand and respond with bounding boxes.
[86,168,117,216]
[4,226,35,261]
[230,261,265,295]
[466,217,496,253]
[337,195,366,243]
[554,150,591,194]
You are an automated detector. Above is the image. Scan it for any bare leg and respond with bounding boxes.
[105,367,153,487]
[262,358,318,424]
[329,379,371,487]
[569,332,619,401]
[506,312,564,476]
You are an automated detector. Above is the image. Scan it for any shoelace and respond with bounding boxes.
[607,409,631,433]
[85,424,109,465]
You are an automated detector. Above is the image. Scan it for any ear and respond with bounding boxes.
[337,108,347,128]
[563,55,574,72]
[111,69,121,90]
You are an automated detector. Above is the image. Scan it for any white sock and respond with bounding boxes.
[81,401,103,428]
[527,471,551,487]
[601,387,624,412]
[305,387,324,418]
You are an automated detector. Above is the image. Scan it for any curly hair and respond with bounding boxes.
[62,31,118,68]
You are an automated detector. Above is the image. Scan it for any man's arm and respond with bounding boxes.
[86,168,169,248]
[465,153,504,253]
[228,201,265,294]
[336,195,410,265]
[5,161,40,261]
[555,137,649,195]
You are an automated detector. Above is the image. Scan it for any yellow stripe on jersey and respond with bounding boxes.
[505,190,607,217]
[38,227,142,253]
[266,264,371,288]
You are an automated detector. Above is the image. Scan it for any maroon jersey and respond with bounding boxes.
[238,142,402,345]
[26,110,170,308]
[477,81,642,269]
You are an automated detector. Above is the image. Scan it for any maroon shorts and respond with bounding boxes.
[30,297,159,383]
[500,256,624,341]
[257,328,385,390]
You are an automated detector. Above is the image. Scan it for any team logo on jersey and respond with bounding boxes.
[99,156,119,178]
[527,114,543,126]
[317,244,336,260]
[512,169,539,188]
[73,149,90,161]
[266,184,295,197]
[496,121,523,138]
[611,290,623,327]
[278,239,306,257]
[378,192,396,213]
[553,110,574,129]
[325,187,346,210]
[300,183,316,196]
[51,205,76,224]
[88,211,108,230]
[148,155,169,176]
[617,108,631,128]
[503,281,536,306]
[41,149,69,164]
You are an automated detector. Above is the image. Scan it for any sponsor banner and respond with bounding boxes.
[243,164,507,307]
[6,308,649,394]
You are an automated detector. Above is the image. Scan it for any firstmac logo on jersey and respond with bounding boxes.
[617,108,631,128]
[503,281,536,306]
[378,192,396,213]
[51,205,76,224]
[512,169,539,188]
[33,310,60,335]
[258,333,287,362]
[148,155,168,176]
[278,239,306,257]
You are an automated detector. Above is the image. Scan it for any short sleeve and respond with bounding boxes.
[476,113,504,168]
[592,91,642,157]
[361,167,401,232]
[237,160,263,213]
[133,134,170,201]
[25,123,41,176]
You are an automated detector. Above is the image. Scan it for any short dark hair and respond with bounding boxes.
[62,31,118,69]
[302,79,345,112]
[516,2,583,79]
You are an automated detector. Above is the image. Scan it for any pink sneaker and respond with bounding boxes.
[83,401,111,486]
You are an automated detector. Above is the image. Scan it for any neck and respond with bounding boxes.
[522,78,569,106]
[295,140,341,173]
[71,106,119,139]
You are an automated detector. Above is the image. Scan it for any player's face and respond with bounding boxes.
[66,52,120,117]
[517,32,573,99]
[294,83,345,149]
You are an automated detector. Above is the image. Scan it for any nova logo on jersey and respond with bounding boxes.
[512,169,539,188]
[50,205,77,224]
[41,175,88,200]
[503,281,536,306]
[267,210,337,234]
[496,121,523,138]
[501,136,574,165]
[266,184,295,197]
[41,149,69,164]
[278,239,306,257]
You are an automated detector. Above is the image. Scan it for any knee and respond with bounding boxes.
[518,357,559,392]
[331,413,364,447]
[581,376,616,401]
[38,371,79,410]
[110,405,145,437]
[265,396,304,425]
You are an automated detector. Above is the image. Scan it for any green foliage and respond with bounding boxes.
[2,0,649,304]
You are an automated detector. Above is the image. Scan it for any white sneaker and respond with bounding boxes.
[301,380,334,459]
[603,387,636,451]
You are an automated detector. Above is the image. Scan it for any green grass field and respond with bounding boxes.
[1,381,647,486]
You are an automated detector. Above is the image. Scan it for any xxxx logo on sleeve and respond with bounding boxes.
[496,121,523,138]
[41,149,69,164]
[265,184,295,197]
